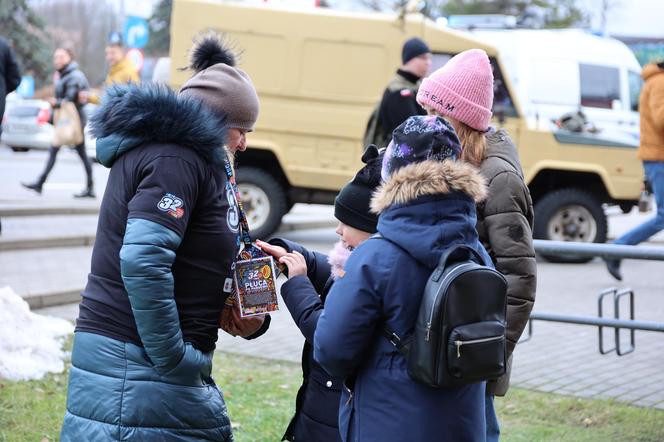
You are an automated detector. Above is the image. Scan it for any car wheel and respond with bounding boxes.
[236,167,288,240]
[10,146,29,153]
[534,188,608,263]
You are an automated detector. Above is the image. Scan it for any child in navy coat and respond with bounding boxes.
[314,115,491,442]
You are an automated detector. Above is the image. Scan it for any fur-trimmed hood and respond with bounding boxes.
[371,160,489,268]
[90,83,228,167]
[370,159,487,214]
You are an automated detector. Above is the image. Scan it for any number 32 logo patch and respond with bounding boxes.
[158,193,185,219]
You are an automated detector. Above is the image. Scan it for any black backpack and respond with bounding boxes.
[380,239,508,388]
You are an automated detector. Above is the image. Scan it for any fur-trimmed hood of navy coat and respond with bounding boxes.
[314,159,491,442]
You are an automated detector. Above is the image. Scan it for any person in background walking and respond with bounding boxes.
[103,32,140,85]
[22,46,94,198]
[363,37,431,148]
[417,48,537,442]
[83,32,139,105]
[605,60,664,281]
[0,36,21,235]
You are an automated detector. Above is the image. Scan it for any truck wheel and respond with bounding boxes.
[534,188,608,263]
[236,167,288,240]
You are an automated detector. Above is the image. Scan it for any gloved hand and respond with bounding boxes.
[219,297,265,337]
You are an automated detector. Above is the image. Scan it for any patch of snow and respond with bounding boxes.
[0,287,74,381]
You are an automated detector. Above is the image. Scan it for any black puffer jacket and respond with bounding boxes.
[476,129,537,396]
[54,62,89,125]
[0,37,21,127]
[271,238,343,442]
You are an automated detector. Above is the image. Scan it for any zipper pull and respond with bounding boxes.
[345,390,353,406]
[455,340,462,358]
[425,322,432,341]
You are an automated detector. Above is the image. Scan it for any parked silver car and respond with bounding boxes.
[1,98,53,152]
[1,96,97,158]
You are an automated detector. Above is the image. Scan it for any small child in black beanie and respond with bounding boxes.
[256,146,383,442]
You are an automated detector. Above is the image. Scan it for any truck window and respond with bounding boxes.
[430,53,517,118]
[628,71,643,112]
[579,64,620,109]
[490,57,518,118]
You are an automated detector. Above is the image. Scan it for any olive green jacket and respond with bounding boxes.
[477,129,537,396]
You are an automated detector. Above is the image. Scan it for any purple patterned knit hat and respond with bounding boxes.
[381,115,462,181]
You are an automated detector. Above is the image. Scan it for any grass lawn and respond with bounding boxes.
[1,349,663,442]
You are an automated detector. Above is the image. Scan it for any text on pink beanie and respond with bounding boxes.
[416,49,494,131]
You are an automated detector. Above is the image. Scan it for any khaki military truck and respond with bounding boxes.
[171,0,643,262]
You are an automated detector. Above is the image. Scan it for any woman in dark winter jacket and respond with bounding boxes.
[417,48,537,442]
[314,115,490,442]
[23,46,95,198]
[258,147,383,442]
[60,34,269,441]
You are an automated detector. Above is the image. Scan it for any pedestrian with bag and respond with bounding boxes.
[315,115,490,442]
[417,48,537,442]
[22,46,95,198]
[257,147,383,442]
[60,33,269,441]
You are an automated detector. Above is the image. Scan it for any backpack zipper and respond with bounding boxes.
[425,263,476,342]
[455,335,503,358]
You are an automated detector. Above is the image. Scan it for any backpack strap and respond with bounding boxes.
[371,233,413,357]
[437,244,488,268]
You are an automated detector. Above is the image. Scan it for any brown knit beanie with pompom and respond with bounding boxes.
[179,33,259,132]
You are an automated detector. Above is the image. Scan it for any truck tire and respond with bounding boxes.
[534,188,608,263]
[236,167,288,240]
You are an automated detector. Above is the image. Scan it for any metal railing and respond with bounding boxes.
[522,240,664,356]
[533,239,664,261]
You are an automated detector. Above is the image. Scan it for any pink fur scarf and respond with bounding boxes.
[327,241,352,280]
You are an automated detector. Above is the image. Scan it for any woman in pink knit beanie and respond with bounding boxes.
[417,48,538,442]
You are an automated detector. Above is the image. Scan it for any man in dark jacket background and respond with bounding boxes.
[0,36,21,137]
[0,36,22,235]
[364,37,431,148]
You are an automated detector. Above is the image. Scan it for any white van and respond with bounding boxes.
[469,29,642,143]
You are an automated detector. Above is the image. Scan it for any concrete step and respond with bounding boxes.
[0,246,91,306]
[0,214,98,251]
[23,289,82,310]
[0,235,96,251]
[0,205,99,217]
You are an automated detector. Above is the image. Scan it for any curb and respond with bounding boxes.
[0,206,99,217]
[0,235,96,251]
[24,289,81,310]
